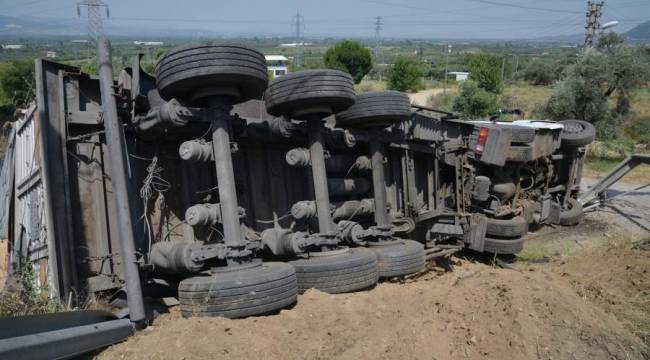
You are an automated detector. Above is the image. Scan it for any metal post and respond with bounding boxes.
[307,121,334,233]
[370,140,389,227]
[210,111,246,249]
[444,44,451,94]
[96,38,146,326]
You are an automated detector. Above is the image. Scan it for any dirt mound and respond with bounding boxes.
[97,258,647,360]
[97,189,650,360]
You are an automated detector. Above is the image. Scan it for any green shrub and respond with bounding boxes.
[0,60,34,108]
[387,57,423,92]
[523,61,555,85]
[0,264,65,317]
[324,40,373,84]
[467,54,504,94]
[452,80,498,119]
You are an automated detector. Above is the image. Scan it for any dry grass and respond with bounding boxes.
[501,83,553,117]
[355,80,387,93]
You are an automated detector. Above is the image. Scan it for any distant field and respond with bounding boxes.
[501,83,553,117]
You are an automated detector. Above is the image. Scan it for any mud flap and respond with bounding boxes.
[548,201,561,224]
[464,214,487,252]
[540,195,551,223]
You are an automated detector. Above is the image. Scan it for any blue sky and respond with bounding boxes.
[1,0,648,39]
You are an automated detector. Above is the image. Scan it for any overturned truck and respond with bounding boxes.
[3,41,598,324]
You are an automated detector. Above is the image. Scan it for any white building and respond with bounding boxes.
[279,42,312,47]
[134,41,164,46]
[46,51,57,58]
[265,55,289,79]
[1,44,24,50]
[449,71,470,81]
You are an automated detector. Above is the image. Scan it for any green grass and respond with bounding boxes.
[584,158,621,174]
[584,157,650,183]
[516,243,554,263]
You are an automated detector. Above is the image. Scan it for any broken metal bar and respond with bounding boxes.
[578,154,650,206]
[97,38,146,326]
[0,318,133,360]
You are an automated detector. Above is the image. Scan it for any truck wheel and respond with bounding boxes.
[485,216,528,238]
[559,120,595,149]
[155,44,268,104]
[289,248,378,293]
[368,240,425,278]
[559,197,584,226]
[507,145,535,162]
[335,91,411,129]
[178,262,298,318]
[264,70,356,119]
[483,236,524,255]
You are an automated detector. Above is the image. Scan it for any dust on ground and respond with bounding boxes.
[97,180,650,360]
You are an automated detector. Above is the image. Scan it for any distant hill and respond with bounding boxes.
[623,21,650,42]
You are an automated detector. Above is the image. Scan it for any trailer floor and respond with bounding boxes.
[96,180,650,360]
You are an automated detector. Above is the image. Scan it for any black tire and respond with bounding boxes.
[559,197,584,226]
[178,262,298,318]
[483,236,524,255]
[335,91,411,129]
[559,120,595,149]
[264,70,356,119]
[154,44,268,104]
[485,216,528,238]
[507,145,535,162]
[369,240,425,278]
[288,248,378,293]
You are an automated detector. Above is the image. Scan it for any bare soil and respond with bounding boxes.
[97,183,650,360]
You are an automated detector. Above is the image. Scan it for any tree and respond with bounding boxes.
[597,31,624,55]
[542,46,649,137]
[523,61,555,85]
[452,80,498,119]
[467,54,504,94]
[387,57,423,92]
[0,60,34,109]
[323,40,373,84]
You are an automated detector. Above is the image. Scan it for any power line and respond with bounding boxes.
[0,0,48,12]
[465,0,584,14]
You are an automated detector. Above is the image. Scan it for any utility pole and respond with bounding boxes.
[294,10,304,69]
[444,44,451,94]
[500,57,506,82]
[584,1,604,48]
[374,16,383,80]
[77,0,109,50]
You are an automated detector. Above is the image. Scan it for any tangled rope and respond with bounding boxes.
[139,156,172,258]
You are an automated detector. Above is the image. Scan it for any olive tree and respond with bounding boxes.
[542,46,649,138]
